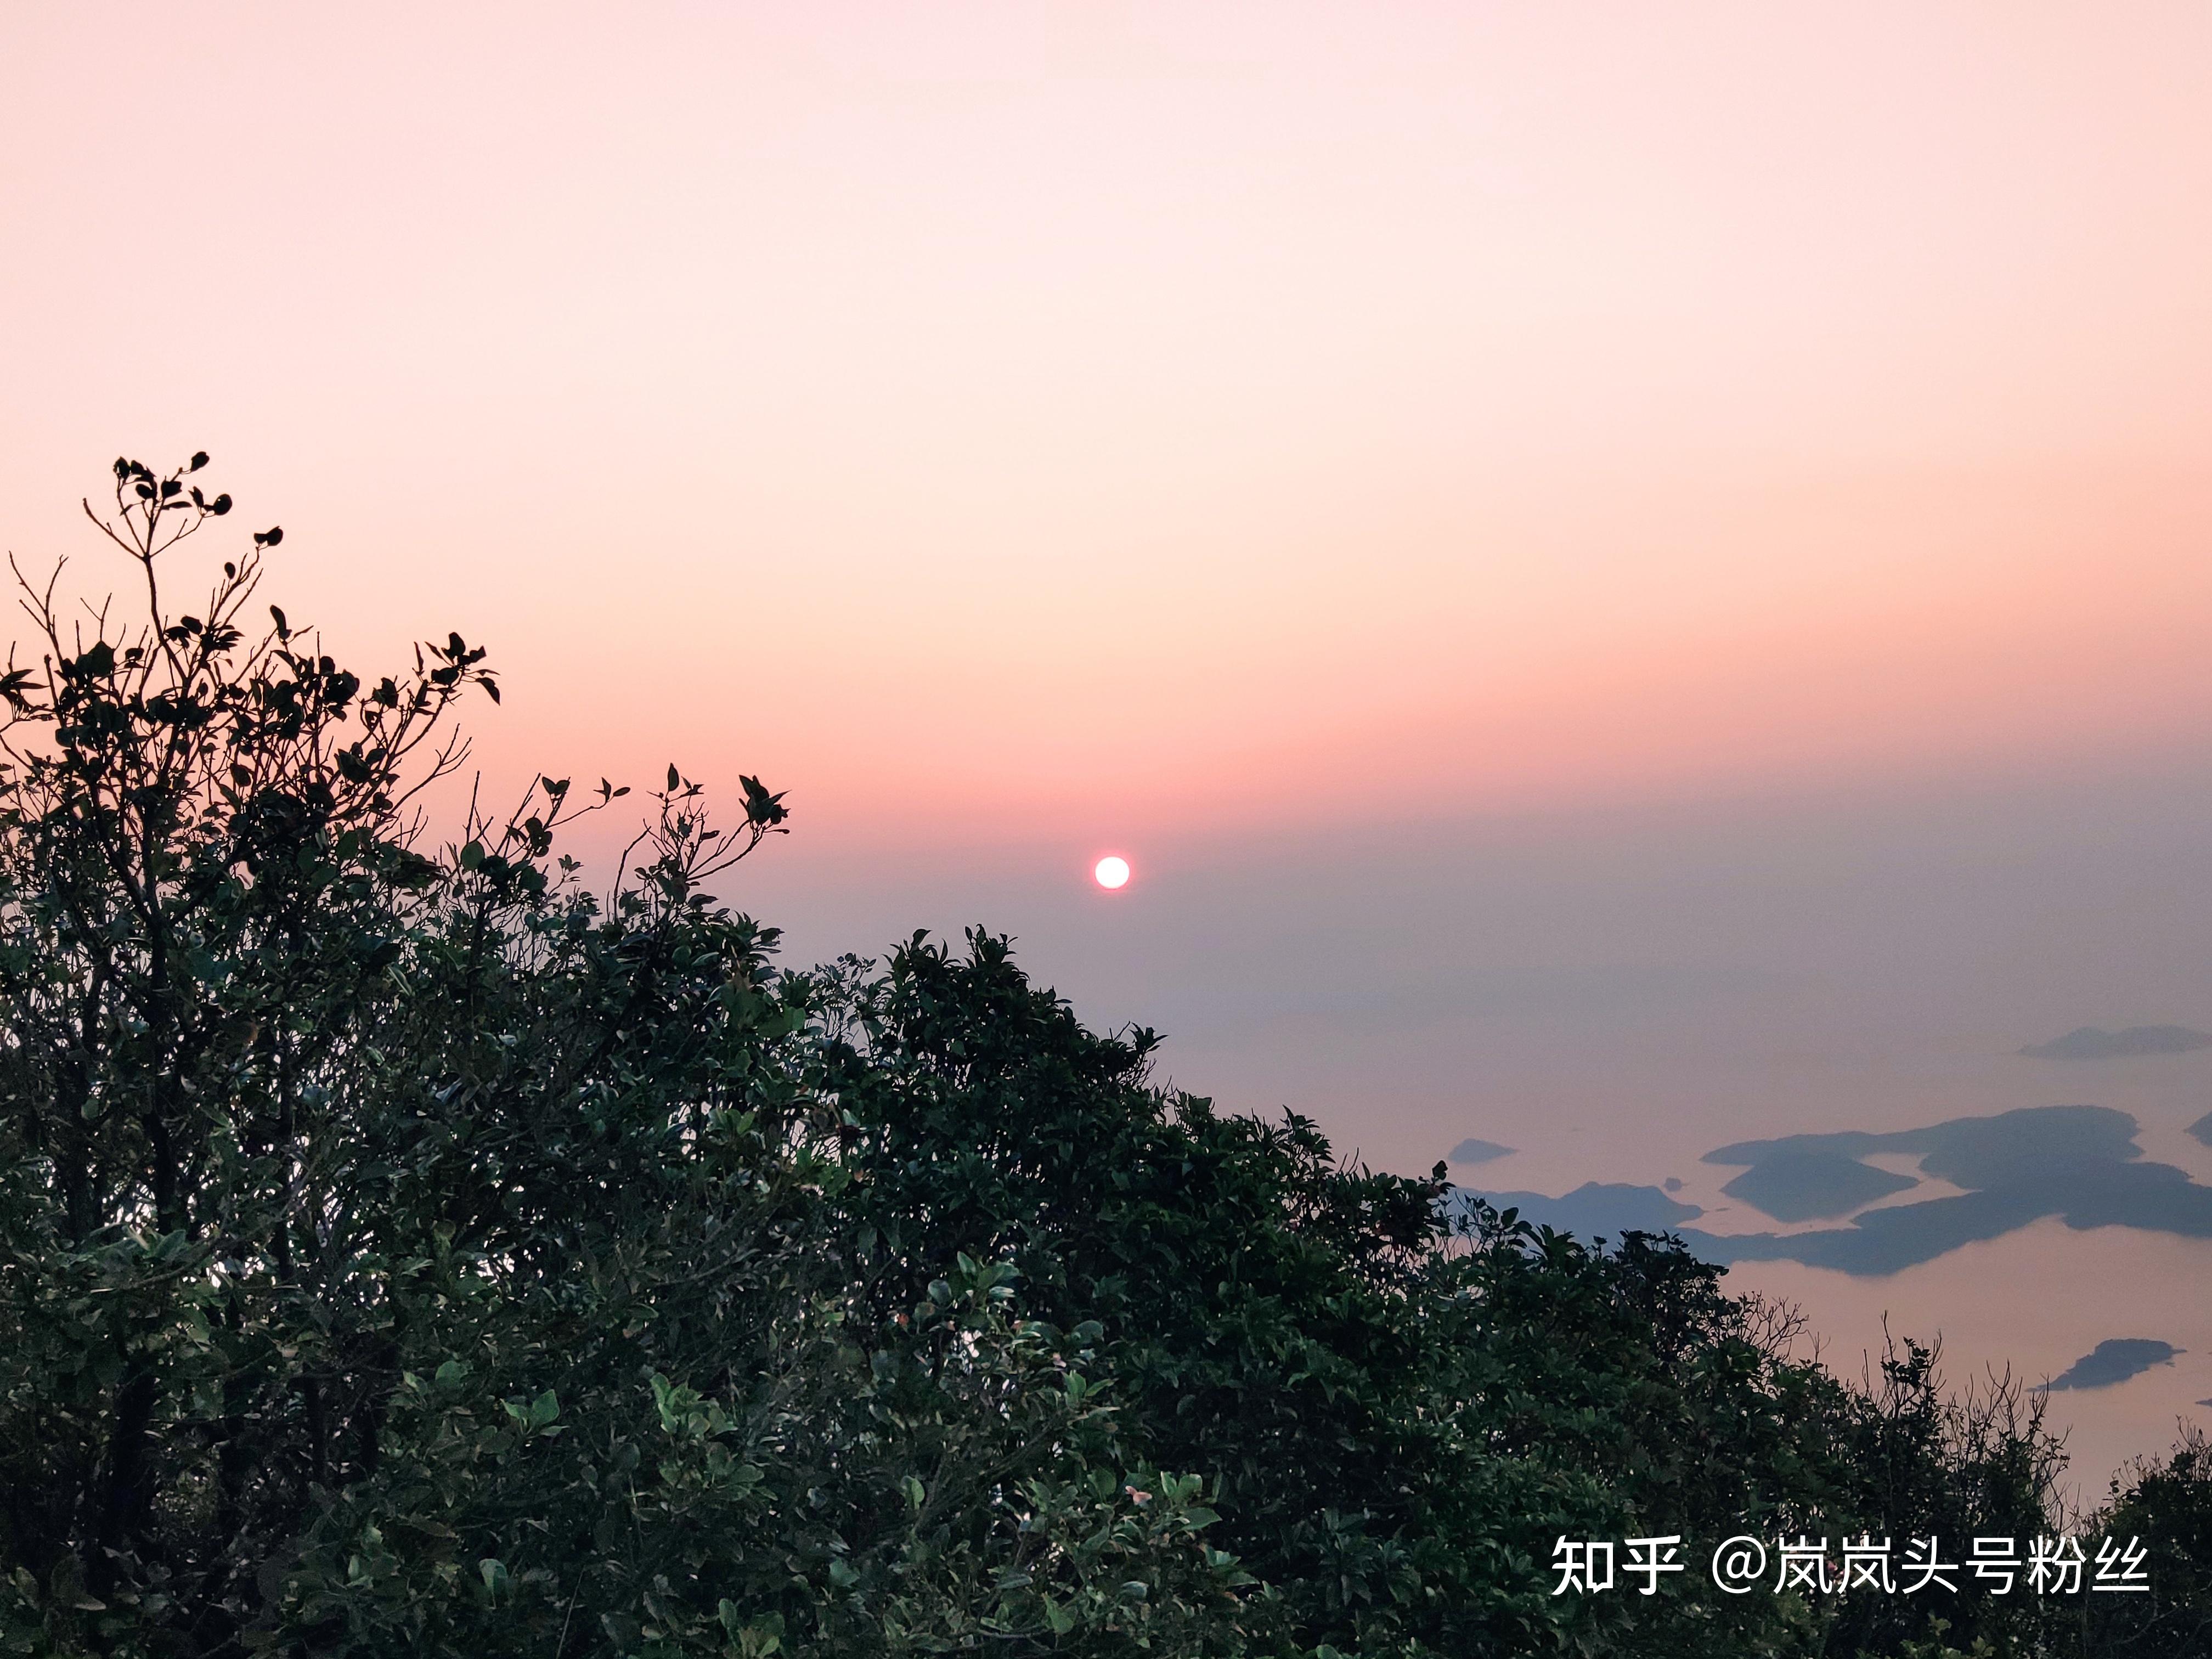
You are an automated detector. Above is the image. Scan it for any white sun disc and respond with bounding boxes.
[1093,856,1131,890]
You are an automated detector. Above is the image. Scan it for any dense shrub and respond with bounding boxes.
[0,456,2200,1657]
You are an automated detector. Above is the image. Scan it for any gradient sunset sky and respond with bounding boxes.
[7,3,2212,1491]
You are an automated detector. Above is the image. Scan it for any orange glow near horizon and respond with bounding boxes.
[2,4,2209,851]
[9,0,2212,1493]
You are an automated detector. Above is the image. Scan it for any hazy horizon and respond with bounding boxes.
[7,1,2212,1496]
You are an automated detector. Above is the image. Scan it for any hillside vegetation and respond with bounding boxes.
[3,458,2208,1657]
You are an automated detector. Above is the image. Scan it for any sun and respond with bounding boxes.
[1093,855,1131,890]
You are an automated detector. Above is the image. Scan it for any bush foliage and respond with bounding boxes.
[1,457,2207,1657]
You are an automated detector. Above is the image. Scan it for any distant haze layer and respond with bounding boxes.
[5,2,2212,1496]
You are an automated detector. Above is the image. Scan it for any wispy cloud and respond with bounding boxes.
[1469,1107,2212,1278]
[2019,1026,2211,1060]
[2038,1339,2180,1392]
[1447,1137,1515,1165]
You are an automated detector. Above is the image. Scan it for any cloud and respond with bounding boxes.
[1462,1105,2212,1276]
[1447,1137,1515,1165]
[2019,1025,2212,1060]
[1682,1107,2212,1277]
[1718,1149,1917,1222]
[1705,1105,2140,1177]
[2190,1110,2212,1149]
[1463,1182,1702,1239]
[2037,1339,2181,1392]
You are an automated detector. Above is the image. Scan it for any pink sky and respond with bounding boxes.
[8,3,2212,1488]
[5,3,2211,851]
